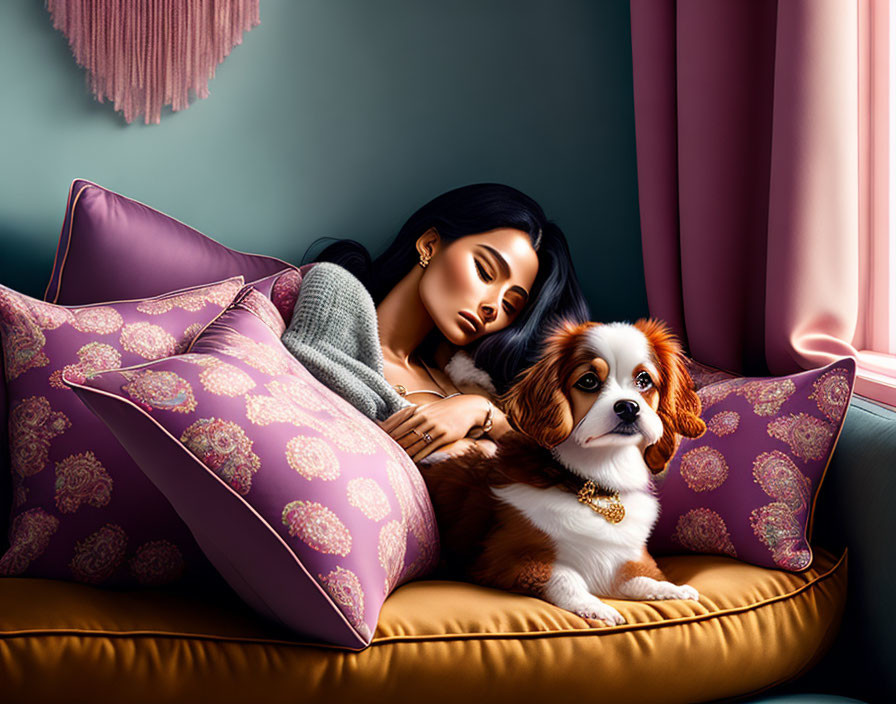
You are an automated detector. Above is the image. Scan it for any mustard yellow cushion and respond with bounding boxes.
[0,546,846,703]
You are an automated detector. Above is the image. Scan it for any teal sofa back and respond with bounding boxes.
[796,396,896,702]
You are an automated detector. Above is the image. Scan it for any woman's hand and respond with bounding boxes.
[376,394,490,463]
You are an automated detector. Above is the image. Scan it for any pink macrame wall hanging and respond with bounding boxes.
[46,0,261,125]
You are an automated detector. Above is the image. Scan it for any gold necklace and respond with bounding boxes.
[576,480,626,524]
[391,352,448,397]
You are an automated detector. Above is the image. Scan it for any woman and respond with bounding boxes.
[298,183,590,464]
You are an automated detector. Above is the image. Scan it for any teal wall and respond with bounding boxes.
[0,0,646,321]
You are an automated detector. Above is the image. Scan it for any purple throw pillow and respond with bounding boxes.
[648,357,856,571]
[66,290,440,648]
[0,264,310,556]
[45,179,296,306]
[0,276,247,586]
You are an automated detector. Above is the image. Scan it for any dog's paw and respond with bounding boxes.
[417,451,451,466]
[419,438,494,466]
[618,576,700,601]
[476,438,499,457]
[567,598,626,626]
[647,581,700,601]
[672,583,700,601]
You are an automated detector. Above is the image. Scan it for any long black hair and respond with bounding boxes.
[300,183,590,394]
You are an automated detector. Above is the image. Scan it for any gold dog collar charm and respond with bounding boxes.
[577,480,625,524]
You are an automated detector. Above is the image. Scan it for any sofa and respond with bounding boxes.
[1,181,893,703]
[2,398,892,703]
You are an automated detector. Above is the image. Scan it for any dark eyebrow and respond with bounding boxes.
[478,244,529,300]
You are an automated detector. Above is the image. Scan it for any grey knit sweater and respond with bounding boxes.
[280,262,414,422]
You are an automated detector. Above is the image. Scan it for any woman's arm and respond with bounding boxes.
[379,391,512,463]
[281,262,411,422]
[386,341,509,463]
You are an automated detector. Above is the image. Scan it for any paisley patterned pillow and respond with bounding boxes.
[0,276,246,586]
[66,289,439,649]
[0,353,7,553]
[0,261,308,523]
[648,356,856,571]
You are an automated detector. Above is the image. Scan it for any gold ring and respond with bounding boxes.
[410,428,421,437]
[423,432,433,444]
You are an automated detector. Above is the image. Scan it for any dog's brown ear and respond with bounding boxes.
[634,318,706,473]
[496,319,583,448]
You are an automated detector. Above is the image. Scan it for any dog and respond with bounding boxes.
[420,318,707,625]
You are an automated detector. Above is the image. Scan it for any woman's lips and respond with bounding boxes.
[458,313,478,333]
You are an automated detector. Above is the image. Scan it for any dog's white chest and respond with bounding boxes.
[491,483,658,592]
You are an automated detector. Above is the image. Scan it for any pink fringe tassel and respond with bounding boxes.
[46,0,260,125]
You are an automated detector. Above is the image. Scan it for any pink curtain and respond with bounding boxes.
[629,0,869,379]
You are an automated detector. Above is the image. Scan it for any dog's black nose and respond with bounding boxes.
[614,399,640,423]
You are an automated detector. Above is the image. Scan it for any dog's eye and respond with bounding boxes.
[574,372,601,392]
[635,371,653,390]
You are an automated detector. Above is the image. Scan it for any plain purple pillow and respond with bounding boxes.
[0,276,247,586]
[239,263,318,329]
[66,290,440,648]
[648,356,856,571]
[45,179,296,306]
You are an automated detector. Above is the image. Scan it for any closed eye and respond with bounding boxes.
[476,260,517,315]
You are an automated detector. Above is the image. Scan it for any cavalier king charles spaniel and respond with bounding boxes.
[421,318,707,626]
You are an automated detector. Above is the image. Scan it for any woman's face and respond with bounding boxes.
[418,227,539,346]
